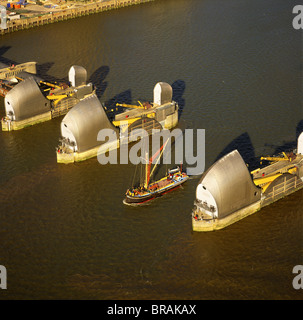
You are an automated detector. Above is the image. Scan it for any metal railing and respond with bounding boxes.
[51,97,78,118]
[262,175,303,205]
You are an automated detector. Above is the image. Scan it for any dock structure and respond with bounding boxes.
[56,82,179,163]
[0,62,37,97]
[0,0,155,35]
[192,132,303,232]
[0,62,37,81]
[1,64,95,131]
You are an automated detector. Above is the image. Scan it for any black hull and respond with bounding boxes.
[124,177,187,205]
[124,192,157,204]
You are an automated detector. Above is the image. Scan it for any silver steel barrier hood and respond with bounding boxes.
[196,150,261,219]
[5,77,50,121]
[61,94,118,153]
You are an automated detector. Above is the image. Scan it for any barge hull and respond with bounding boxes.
[124,177,187,205]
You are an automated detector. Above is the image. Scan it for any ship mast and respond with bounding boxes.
[144,139,169,188]
[144,152,149,189]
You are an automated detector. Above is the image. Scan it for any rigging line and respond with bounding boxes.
[140,157,143,186]
[131,163,138,188]
[149,139,170,183]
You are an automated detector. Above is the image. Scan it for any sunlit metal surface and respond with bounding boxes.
[196,150,261,219]
[61,94,118,152]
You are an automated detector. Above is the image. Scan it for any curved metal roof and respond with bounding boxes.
[298,132,303,155]
[153,82,173,106]
[196,150,261,219]
[61,94,118,153]
[68,65,87,87]
[5,77,50,121]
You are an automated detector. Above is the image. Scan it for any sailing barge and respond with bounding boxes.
[124,167,188,205]
[124,140,188,205]
[192,132,303,231]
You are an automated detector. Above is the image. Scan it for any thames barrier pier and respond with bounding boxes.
[1,65,94,131]
[56,82,179,163]
[192,132,303,232]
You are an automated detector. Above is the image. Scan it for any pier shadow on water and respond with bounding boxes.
[104,89,132,121]
[88,66,109,99]
[214,132,258,169]
[0,46,10,57]
[0,46,15,67]
[172,79,185,119]
[36,62,57,82]
[37,63,111,89]
[38,64,110,97]
[0,47,111,93]
[0,48,57,83]
[0,51,63,84]
[214,120,303,171]
[270,120,303,155]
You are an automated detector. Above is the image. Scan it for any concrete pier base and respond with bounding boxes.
[57,139,119,164]
[192,201,261,232]
[1,0,155,35]
[164,111,178,129]
[1,112,52,131]
[192,175,303,232]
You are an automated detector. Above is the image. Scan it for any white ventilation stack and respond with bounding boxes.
[0,5,7,30]
[153,82,173,106]
[68,65,87,87]
[297,132,303,155]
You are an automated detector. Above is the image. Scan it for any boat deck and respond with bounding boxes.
[150,177,172,189]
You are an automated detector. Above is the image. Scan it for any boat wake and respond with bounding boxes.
[123,198,153,206]
[186,175,202,180]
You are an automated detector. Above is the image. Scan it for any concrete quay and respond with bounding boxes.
[0,0,155,35]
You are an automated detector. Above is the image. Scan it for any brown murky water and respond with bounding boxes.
[0,0,302,299]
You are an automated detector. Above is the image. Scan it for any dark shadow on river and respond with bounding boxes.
[214,120,303,171]
[172,79,185,119]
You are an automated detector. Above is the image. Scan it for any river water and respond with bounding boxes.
[0,0,302,299]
